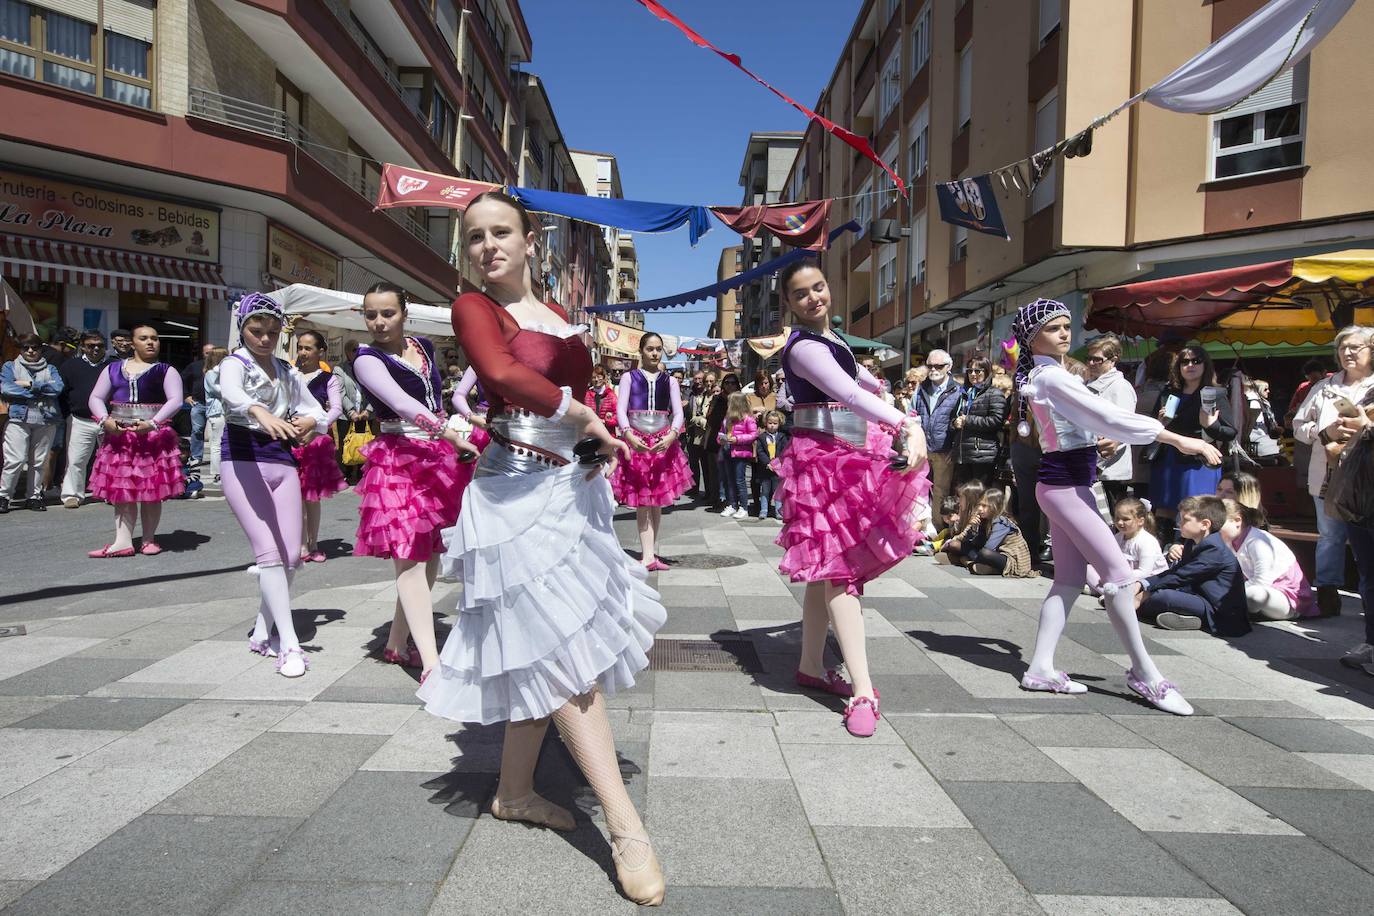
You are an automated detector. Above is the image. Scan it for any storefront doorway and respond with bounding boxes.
[118,291,204,367]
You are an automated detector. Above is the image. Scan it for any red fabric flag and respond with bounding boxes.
[374,164,500,211]
[710,200,833,251]
[634,0,905,198]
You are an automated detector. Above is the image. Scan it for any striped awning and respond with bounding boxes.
[0,235,229,299]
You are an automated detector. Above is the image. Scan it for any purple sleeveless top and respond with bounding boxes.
[357,337,441,421]
[780,328,855,404]
[305,370,331,406]
[627,369,673,411]
[108,361,170,404]
[222,353,296,466]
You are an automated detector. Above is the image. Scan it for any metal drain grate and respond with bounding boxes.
[0,625,26,639]
[659,554,749,570]
[648,637,762,673]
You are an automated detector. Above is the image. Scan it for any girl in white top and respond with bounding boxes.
[1114,498,1168,576]
[1220,499,1316,620]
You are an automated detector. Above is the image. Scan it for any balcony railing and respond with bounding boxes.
[188,87,431,248]
[319,0,429,127]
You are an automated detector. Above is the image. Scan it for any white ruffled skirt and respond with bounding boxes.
[417,463,666,724]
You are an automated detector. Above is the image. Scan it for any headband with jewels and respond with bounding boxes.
[235,292,285,330]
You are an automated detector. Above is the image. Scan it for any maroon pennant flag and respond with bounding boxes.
[710,200,833,251]
[374,164,500,211]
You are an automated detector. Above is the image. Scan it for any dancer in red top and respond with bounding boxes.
[418,191,666,906]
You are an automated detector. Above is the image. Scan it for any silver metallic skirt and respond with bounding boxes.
[478,408,579,478]
[791,403,869,448]
[628,409,670,435]
[110,403,161,422]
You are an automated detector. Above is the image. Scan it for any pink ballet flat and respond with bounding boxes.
[1126,669,1194,716]
[306,550,326,563]
[140,542,162,556]
[381,645,423,669]
[1020,671,1088,694]
[89,545,135,559]
[795,668,854,698]
[248,637,277,658]
[843,695,880,737]
[644,558,670,572]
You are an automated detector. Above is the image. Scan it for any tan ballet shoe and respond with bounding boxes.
[489,792,576,832]
[610,828,665,906]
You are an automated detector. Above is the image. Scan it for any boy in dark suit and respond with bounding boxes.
[1133,495,1250,636]
[754,410,790,520]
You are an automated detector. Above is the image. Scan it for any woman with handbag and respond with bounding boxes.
[1148,345,1236,541]
[952,357,1007,487]
[0,334,64,512]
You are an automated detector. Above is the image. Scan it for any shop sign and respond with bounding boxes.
[0,169,219,262]
[268,224,338,288]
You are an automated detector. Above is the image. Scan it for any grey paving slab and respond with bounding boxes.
[1224,715,1374,754]
[85,679,218,700]
[864,674,988,714]
[772,709,905,745]
[1115,715,1362,789]
[0,881,36,909]
[12,696,187,731]
[153,731,387,818]
[858,633,944,674]
[650,885,844,915]
[1149,833,1374,916]
[1188,698,1322,718]
[1298,751,1374,790]
[944,782,1215,897]
[888,586,1012,611]
[0,728,128,799]
[656,604,738,636]
[650,716,788,779]
[892,714,1075,782]
[981,696,1099,715]
[1064,622,1180,657]
[71,624,212,660]
[656,585,726,608]
[1235,786,1374,872]
[0,697,63,727]
[217,879,439,916]
[726,595,802,620]
[256,770,474,882]
[1,813,296,916]
[1002,712,1155,748]
[361,712,504,774]
[652,671,765,711]
[68,699,299,774]
[0,657,154,697]
[1043,747,1300,835]
[817,826,1043,916]
[862,597,961,622]
[269,700,419,735]
[780,742,969,827]
[1035,896,1243,915]
[604,670,656,710]
[646,777,831,888]
[429,817,636,915]
[36,606,184,638]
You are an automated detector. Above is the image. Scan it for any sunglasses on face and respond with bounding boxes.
[1179,358,1203,367]
[967,368,985,375]
[1086,356,1108,365]
[927,363,949,370]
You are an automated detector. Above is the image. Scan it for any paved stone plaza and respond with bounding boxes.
[2,494,1373,914]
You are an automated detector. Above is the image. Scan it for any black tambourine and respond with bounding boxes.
[889,455,910,471]
[574,437,609,467]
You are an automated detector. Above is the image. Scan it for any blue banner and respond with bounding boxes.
[935,175,1010,240]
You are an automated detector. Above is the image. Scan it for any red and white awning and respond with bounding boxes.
[0,235,229,299]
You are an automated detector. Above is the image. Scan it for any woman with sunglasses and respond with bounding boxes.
[0,334,65,512]
[85,324,184,555]
[1149,346,1236,544]
[952,357,1007,487]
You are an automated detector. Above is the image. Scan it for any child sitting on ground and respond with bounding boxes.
[1133,495,1250,636]
[941,480,986,564]
[929,496,963,553]
[960,488,1035,577]
[1087,497,1167,595]
[1220,498,1316,620]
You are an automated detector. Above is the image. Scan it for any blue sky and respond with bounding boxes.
[522,0,861,340]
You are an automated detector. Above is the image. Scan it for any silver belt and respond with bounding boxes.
[110,403,160,421]
[477,411,579,478]
[791,403,869,447]
[629,409,670,434]
[379,419,434,439]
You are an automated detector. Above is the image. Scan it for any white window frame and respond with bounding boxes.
[956,44,973,131]
[879,138,900,203]
[1207,63,1307,182]
[1038,0,1061,44]
[855,177,873,234]
[909,212,927,285]
[878,243,897,305]
[952,222,968,263]
[908,103,929,180]
[883,0,900,22]
[910,3,931,78]
[595,158,612,182]
[1031,90,1058,214]
[879,49,901,120]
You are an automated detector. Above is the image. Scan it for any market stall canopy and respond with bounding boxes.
[264,284,454,337]
[1,276,36,337]
[1086,250,1374,345]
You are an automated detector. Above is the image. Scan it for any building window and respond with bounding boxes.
[1209,64,1306,181]
[878,139,900,203]
[883,0,900,21]
[431,89,455,157]
[879,49,900,120]
[956,44,972,131]
[911,3,931,77]
[855,177,873,233]
[909,212,927,285]
[952,222,968,263]
[1038,0,1061,44]
[908,103,929,180]
[596,158,612,183]
[1031,91,1057,213]
[0,2,151,106]
[878,244,897,305]
[464,50,505,138]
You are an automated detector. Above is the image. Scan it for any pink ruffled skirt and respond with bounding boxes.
[610,428,692,507]
[292,434,347,502]
[772,429,930,596]
[354,434,461,561]
[89,427,183,504]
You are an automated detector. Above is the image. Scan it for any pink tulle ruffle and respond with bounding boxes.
[772,429,930,596]
[88,427,183,504]
[292,434,348,502]
[610,428,692,507]
[354,434,461,561]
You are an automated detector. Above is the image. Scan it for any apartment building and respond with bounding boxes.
[713,244,743,340]
[0,0,530,358]
[732,131,802,372]
[786,0,1374,367]
[570,148,641,328]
